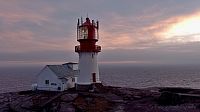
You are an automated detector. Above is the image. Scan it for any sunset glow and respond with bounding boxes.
[162,13,200,42]
[1,1,200,65]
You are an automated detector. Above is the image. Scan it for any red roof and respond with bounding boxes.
[82,18,91,26]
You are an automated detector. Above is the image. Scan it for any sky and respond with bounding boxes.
[1,0,200,67]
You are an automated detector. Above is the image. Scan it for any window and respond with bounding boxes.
[58,87,61,90]
[72,78,75,82]
[45,80,49,85]
[51,83,57,86]
[83,28,88,39]
[79,27,88,39]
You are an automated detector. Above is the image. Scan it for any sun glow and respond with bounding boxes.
[162,13,200,42]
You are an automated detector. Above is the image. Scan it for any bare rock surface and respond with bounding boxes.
[1,86,200,112]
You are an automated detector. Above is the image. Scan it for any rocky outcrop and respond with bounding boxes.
[1,86,200,112]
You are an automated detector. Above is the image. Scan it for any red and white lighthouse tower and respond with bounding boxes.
[75,17,101,90]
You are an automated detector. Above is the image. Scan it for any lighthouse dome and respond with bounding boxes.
[82,18,91,26]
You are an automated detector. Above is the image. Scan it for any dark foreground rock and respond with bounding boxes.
[1,86,200,112]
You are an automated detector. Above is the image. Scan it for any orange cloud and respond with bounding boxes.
[145,11,200,43]
[0,12,48,23]
[0,1,73,53]
[0,30,75,53]
[98,12,165,49]
[99,30,134,49]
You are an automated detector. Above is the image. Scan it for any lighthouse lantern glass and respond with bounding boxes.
[78,26,88,40]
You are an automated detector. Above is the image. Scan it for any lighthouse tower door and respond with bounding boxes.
[92,73,96,83]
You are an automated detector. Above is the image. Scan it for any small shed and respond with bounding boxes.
[34,63,78,91]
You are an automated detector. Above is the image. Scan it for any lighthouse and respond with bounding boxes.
[75,17,101,90]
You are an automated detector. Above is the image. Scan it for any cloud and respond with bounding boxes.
[136,10,200,46]
[1,0,200,65]
[99,13,158,49]
[0,1,78,53]
[1,0,200,51]
[0,29,75,53]
[99,41,200,65]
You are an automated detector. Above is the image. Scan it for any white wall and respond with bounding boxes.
[37,66,64,91]
[78,52,100,85]
[67,77,75,88]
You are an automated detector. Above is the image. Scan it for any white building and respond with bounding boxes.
[33,63,78,91]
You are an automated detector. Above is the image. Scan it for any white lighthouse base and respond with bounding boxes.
[76,52,101,90]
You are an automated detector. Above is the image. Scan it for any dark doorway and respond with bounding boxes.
[92,73,96,83]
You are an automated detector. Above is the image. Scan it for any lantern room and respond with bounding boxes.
[77,17,99,41]
[75,17,101,53]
